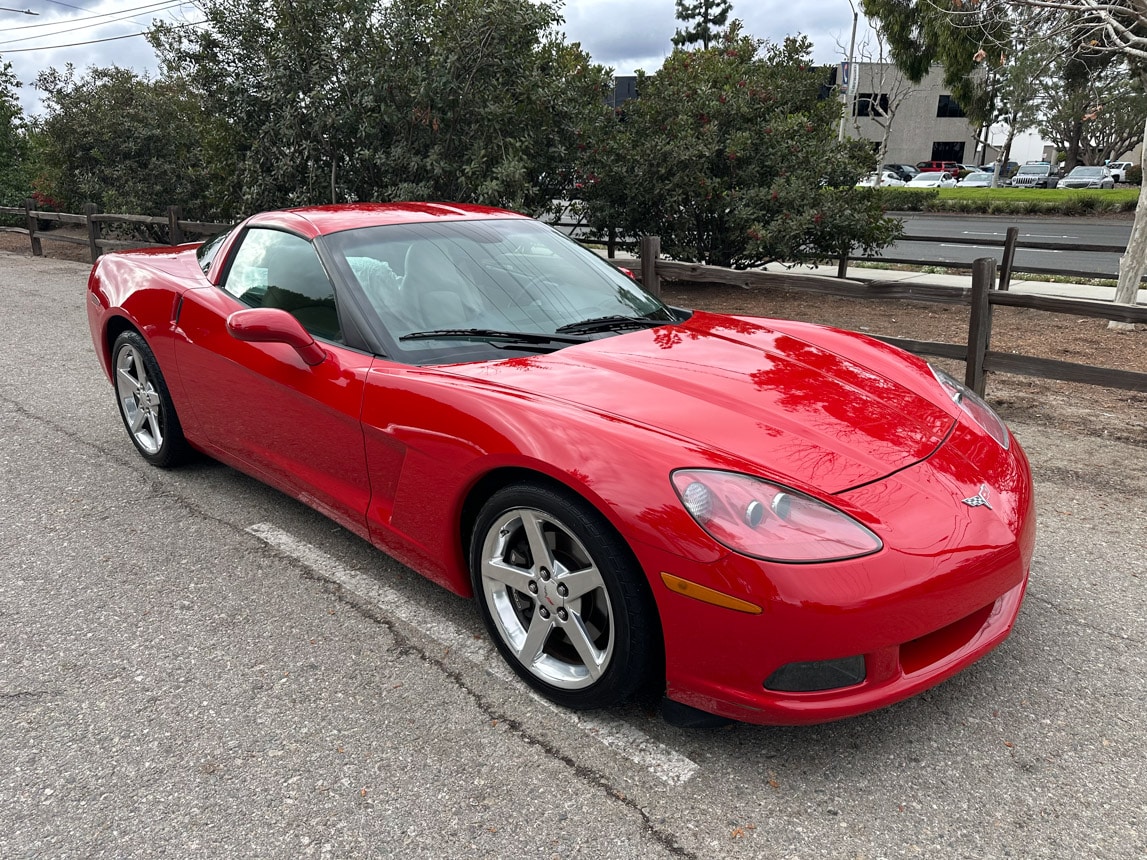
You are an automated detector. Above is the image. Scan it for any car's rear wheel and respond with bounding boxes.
[471,483,657,710]
[112,330,191,467]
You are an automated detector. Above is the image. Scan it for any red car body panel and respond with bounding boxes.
[86,202,1036,726]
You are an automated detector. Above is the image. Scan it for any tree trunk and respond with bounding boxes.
[1111,112,1147,323]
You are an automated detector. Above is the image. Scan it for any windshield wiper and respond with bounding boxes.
[399,328,587,345]
[554,315,667,335]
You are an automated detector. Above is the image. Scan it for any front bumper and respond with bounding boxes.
[643,421,1036,725]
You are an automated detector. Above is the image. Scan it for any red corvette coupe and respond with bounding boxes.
[87,203,1036,726]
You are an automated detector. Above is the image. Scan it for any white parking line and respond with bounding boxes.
[246,522,700,786]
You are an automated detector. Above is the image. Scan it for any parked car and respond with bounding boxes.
[957,171,995,188]
[1008,162,1060,188]
[85,202,1036,727]
[857,170,907,187]
[916,160,961,174]
[1059,165,1115,189]
[882,163,918,182]
[1106,161,1134,183]
[977,162,1019,179]
[907,170,958,188]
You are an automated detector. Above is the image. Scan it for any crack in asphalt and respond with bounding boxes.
[297,571,701,860]
[0,392,700,857]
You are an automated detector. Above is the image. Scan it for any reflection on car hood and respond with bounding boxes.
[446,312,956,493]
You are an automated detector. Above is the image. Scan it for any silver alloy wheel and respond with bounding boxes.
[479,507,615,690]
[115,343,164,455]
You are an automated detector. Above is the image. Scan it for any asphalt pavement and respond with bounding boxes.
[1,252,1144,859]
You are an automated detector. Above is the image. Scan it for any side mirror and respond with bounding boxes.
[226,307,327,366]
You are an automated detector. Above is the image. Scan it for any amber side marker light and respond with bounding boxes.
[660,572,763,615]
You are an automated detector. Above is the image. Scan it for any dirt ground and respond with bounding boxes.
[8,226,1146,446]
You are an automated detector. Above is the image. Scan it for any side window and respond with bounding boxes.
[222,228,342,342]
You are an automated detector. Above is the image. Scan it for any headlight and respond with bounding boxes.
[929,365,1010,449]
[670,470,882,563]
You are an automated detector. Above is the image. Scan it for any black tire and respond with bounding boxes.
[111,330,192,468]
[470,482,658,710]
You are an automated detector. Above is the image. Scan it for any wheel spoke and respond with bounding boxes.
[117,366,140,394]
[145,410,163,447]
[481,557,534,595]
[556,563,604,601]
[520,510,554,571]
[128,407,147,433]
[564,612,606,680]
[517,609,554,667]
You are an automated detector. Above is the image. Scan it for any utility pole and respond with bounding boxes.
[838,0,858,142]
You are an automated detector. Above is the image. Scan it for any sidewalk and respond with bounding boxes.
[789,263,1124,303]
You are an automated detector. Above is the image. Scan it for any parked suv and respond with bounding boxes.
[1008,162,1060,188]
[1107,161,1135,183]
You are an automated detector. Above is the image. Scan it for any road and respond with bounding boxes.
[1,253,1144,859]
[887,213,1132,277]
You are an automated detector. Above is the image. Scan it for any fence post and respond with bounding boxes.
[167,205,184,246]
[966,257,996,397]
[837,243,850,279]
[84,203,101,263]
[998,226,1019,291]
[24,198,42,257]
[607,226,617,260]
[639,235,661,298]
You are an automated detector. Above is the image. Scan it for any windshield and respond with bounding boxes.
[1070,167,1103,176]
[1016,165,1046,175]
[323,218,676,363]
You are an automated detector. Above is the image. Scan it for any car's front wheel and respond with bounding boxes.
[111,330,191,467]
[471,483,657,710]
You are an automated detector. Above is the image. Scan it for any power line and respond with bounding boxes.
[0,1,186,45]
[0,18,205,52]
[6,0,189,31]
[38,0,94,11]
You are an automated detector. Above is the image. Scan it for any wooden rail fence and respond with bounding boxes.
[0,199,231,260]
[3,202,1143,398]
[634,237,1147,398]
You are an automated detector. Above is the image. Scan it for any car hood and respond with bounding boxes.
[445,312,956,493]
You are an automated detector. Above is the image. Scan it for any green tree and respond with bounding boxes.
[860,0,1004,128]
[0,60,29,206]
[150,0,610,216]
[672,0,733,50]
[579,29,900,268]
[34,65,214,216]
[1040,55,1147,168]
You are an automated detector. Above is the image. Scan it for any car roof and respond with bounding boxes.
[245,202,527,239]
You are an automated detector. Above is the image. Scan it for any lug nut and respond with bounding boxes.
[528,581,538,594]
[556,583,568,598]
[557,608,568,622]
[540,567,551,581]
[539,607,550,620]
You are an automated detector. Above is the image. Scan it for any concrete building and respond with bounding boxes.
[843,63,994,166]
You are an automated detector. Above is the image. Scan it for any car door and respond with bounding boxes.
[174,226,374,539]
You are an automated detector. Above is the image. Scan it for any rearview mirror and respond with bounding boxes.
[226,307,327,366]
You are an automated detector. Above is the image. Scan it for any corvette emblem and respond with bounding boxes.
[962,485,993,509]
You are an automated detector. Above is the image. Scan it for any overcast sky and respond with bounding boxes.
[1,0,876,111]
[0,0,1041,158]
